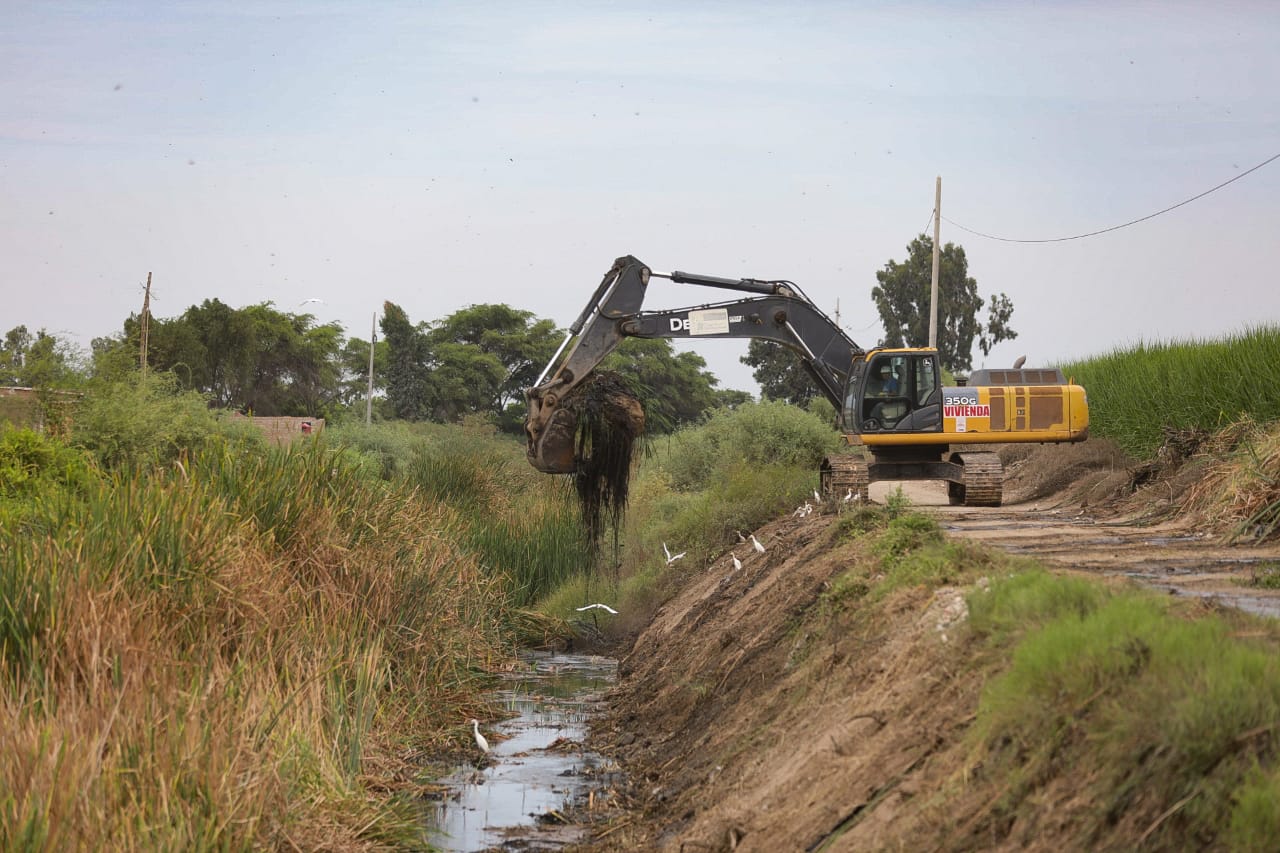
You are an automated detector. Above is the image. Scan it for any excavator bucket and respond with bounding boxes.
[526,404,581,474]
[525,374,645,475]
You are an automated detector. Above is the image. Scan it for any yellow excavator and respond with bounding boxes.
[524,255,1088,507]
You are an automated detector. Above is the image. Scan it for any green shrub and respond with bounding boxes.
[872,512,943,563]
[0,426,95,502]
[0,426,97,532]
[662,461,815,562]
[661,400,841,491]
[830,506,890,542]
[323,420,424,479]
[72,372,263,470]
[1229,766,1280,851]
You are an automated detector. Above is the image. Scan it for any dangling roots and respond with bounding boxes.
[565,373,645,548]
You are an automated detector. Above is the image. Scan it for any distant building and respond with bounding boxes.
[0,386,81,434]
[229,413,325,446]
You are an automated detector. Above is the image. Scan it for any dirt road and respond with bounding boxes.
[876,480,1280,619]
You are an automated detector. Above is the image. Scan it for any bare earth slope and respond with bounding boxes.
[572,442,1280,852]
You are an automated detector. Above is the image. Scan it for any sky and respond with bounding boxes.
[3,0,1278,394]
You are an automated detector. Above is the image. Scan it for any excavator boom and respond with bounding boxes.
[523,255,862,473]
[524,254,1088,508]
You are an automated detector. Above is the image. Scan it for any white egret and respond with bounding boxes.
[575,603,619,615]
[736,531,747,544]
[813,489,822,503]
[750,533,765,554]
[731,553,742,571]
[663,542,686,566]
[298,297,325,307]
[470,718,489,754]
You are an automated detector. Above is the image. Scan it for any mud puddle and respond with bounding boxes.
[427,652,619,852]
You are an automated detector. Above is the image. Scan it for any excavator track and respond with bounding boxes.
[947,451,1003,507]
[820,454,870,503]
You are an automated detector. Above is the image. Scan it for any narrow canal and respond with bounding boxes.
[427,651,619,852]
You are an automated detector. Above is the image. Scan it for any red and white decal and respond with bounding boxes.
[943,403,991,419]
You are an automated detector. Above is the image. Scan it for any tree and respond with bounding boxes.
[741,339,824,406]
[380,302,435,421]
[424,304,561,418]
[871,235,1016,373]
[427,306,560,407]
[601,338,720,433]
[0,326,82,388]
[336,336,387,411]
[95,300,346,416]
[713,388,755,409]
[381,302,563,427]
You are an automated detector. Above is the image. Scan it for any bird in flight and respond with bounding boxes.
[470,719,489,754]
[298,297,325,306]
[575,603,619,615]
[663,542,686,566]
[750,533,766,554]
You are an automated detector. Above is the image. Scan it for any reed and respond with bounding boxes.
[1061,325,1280,458]
[0,436,508,849]
[396,428,593,608]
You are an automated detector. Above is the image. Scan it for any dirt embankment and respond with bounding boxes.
[571,440,1280,852]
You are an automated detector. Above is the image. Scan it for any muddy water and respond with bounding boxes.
[427,652,618,852]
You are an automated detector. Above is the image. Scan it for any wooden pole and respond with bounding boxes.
[140,271,152,377]
[929,177,941,349]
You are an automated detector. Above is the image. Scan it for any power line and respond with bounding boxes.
[944,152,1280,243]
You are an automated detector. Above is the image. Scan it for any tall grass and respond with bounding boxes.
[397,426,594,607]
[1061,325,1280,458]
[534,402,842,631]
[0,439,509,849]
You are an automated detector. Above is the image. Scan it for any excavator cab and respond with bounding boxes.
[844,350,943,434]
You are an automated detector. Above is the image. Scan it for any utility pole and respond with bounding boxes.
[365,313,376,426]
[140,271,152,377]
[928,177,941,349]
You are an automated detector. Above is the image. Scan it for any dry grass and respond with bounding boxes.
[1,442,510,850]
[1182,417,1280,541]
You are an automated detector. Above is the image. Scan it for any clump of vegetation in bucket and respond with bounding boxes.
[565,372,645,547]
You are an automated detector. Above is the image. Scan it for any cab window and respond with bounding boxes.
[914,357,937,406]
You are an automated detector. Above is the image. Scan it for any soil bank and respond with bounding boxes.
[565,445,1280,852]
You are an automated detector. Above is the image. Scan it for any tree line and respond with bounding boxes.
[3,234,1014,427]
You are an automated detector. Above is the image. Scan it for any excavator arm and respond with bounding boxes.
[525,255,864,473]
